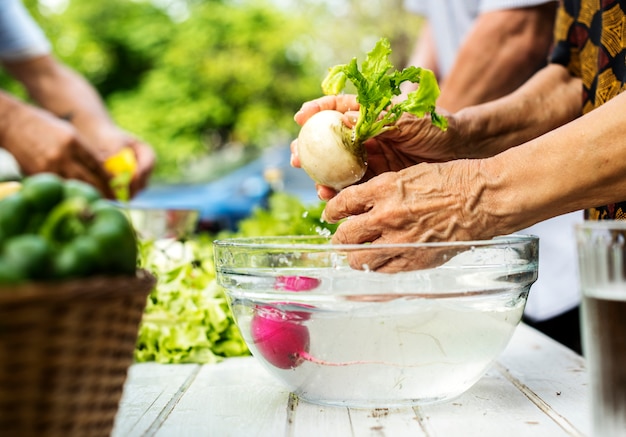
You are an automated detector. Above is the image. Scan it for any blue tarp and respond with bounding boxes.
[128,146,318,232]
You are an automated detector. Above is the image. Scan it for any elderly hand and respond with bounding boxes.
[1,54,157,198]
[291,94,458,200]
[321,159,508,272]
[1,104,116,197]
[78,122,155,197]
[0,101,156,199]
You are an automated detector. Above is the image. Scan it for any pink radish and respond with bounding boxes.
[251,309,404,370]
[251,310,310,369]
[252,275,405,370]
[274,275,320,292]
[272,275,319,320]
[251,275,318,369]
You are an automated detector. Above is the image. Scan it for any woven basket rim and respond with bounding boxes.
[0,269,156,305]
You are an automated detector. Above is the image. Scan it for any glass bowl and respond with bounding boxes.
[122,206,199,241]
[214,235,538,408]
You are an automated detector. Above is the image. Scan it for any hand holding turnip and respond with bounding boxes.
[294,38,447,193]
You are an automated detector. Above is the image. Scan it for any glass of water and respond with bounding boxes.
[576,221,626,437]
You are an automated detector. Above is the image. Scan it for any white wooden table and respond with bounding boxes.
[112,324,590,436]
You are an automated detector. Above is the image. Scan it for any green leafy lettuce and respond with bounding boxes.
[321,37,447,147]
[134,234,248,364]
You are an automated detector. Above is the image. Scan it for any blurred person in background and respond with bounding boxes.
[0,0,155,197]
[402,1,582,353]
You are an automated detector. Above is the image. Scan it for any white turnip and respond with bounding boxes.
[295,37,447,192]
[296,110,366,191]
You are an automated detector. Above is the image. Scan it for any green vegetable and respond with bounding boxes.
[20,173,65,212]
[134,235,249,364]
[87,206,138,274]
[53,235,101,278]
[2,234,53,280]
[0,174,138,284]
[0,259,22,284]
[63,178,102,203]
[322,37,448,141]
[0,193,29,240]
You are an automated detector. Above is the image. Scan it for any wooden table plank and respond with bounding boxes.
[287,400,355,437]
[112,363,201,437]
[345,407,426,436]
[496,324,590,436]
[418,366,576,436]
[154,357,290,437]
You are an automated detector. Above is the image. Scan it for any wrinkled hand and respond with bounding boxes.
[124,137,155,196]
[2,106,116,197]
[321,159,504,272]
[2,103,156,199]
[290,95,499,272]
[291,95,458,200]
[77,122,155,197]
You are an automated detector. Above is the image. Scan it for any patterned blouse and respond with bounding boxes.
[550,0,626,219]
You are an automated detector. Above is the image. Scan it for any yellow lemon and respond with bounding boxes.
[104,147,137,176]
[104,148,137,201]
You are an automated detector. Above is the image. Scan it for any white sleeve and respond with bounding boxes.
[403,0,427,15]
[0,0,51,61]
[479,0,558,13]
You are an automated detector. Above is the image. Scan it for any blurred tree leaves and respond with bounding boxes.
[3,0,421,182]
[106,1,324,179]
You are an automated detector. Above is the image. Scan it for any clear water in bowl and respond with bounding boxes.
[223,260,531,407]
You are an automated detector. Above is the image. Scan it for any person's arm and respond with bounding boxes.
[483,89,626,230]
[2,54,155,194]
[321,89,626,267]
[437,3,557,111]
[453,63,581,158]
[294,63,581,165]
[0,90,114,196]
[3,54,112,139]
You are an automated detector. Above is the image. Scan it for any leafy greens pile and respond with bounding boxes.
[133,192,338,364]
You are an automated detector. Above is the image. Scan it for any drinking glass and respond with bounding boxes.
[576,221,626,437]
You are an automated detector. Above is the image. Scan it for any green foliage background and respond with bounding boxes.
[2,0,421,182]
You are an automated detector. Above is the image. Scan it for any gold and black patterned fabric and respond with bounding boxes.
[551,0,626,219]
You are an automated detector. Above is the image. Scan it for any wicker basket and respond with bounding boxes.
[0,269,156,437]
